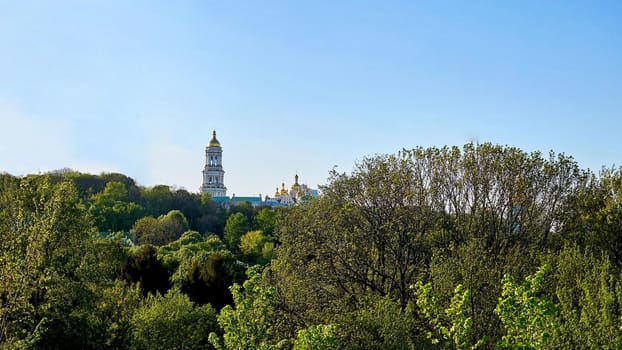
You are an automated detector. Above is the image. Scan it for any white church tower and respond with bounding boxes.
[200,130,227,197]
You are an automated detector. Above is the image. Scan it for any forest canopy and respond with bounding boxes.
[1,143,622,349]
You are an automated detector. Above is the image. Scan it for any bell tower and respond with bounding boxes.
[200,130,227,197]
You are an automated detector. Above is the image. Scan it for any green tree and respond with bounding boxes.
[562,167,622,266]
[100,172,142,202]
[64,172,108,199]
[292,324,339,350]
[89,181,143,232]
[240,230,274,265]
[548,246,622,349]
[229,201,256,224]
[132,210,189,245]
[494,265,559,350]
[270,144,586,344]
[130,288,218,350]
[198,193,227,236]
[415,281,485,350]
[254,207,278,236]
[87,280,142,350]
[176,250,242,310]
[0,176,101,348]
[224,212,250,251]
[336,295,420,350]
[172,189,202,231]
[122,245,171,296]
[210,266,286,350]
[140,185,174,217]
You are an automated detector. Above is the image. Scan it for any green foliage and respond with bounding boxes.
[122,245,171,296]
[270,144,588,346]
[159,232,227,268]
[240,230,274,265]
[494,265,559,349]
[140,185,174,217]
[0,176,97,348]
[2,143,622,349]
[415,282,484,350]
[563,167,622,265]
[89,181,144,232]
[156,231,241,309]
[292,324,339,350]
[337,295,419,350]
[176,249,242,309]
[255,208,278,236]
[172,189,203,230]
[427,240,529,344]
[550,246,622,349]
[132,209,190,245]
[228,201,256,223]
[224,212,251,251]
[90,280,142,350]
[211,266,286,350]
[130,288,218,350]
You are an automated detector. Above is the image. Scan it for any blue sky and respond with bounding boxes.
[0,1,620,196]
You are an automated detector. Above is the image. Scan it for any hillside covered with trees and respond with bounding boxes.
[2,143,622,349]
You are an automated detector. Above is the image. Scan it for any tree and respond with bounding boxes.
[335,295,420,349]
[140,185,173,217]
[198,193,227,236]
[176,250,242,310]
[255,208,278,236]
[100,172,141,202]
[292,324,339,350]
[415,281,485,350]
[130,288,218,350]
[89,181,144,232]
[270,143,587,344]
[172,189,202,231]
[209,266,286,350]
[224,212,251,251]
[240,230,274,265]
[65,172,108,199]
[548,245,622,349]
[132,216,161,244]
[86,280,142,350]
[271,153,438,332]
[494,265,559,349]
[0,176,101,348]
[122,245,171,296]
[132,210,189,245]
[159,209,190,238]
[229,201,256,224]
[562,167,622,266]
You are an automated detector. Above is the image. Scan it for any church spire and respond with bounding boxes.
[201,130,226,196]
[291,173,301,191]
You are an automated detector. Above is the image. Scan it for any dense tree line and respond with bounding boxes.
[2,143,622,349]
[0,171,281,349]
[266,144,622,349]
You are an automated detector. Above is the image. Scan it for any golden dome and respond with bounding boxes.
[208,130,221,147]
[274,186,280,197]
[291,174,301,190]
[280,182,288,195]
